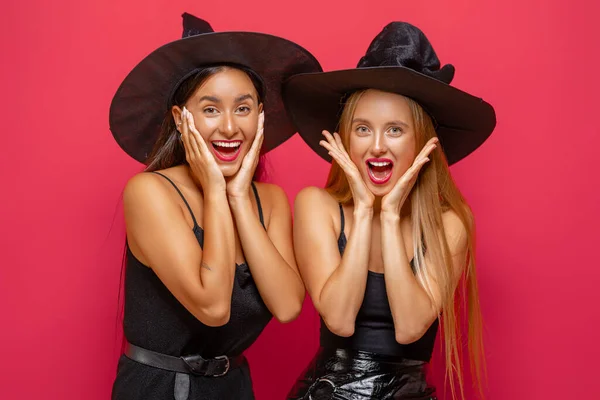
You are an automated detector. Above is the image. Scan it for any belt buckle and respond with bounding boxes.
[213,355,230,377]
[308,377,336,400]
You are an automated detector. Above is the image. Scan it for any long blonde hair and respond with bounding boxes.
[325,90,485,400]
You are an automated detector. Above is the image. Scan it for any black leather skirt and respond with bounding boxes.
[287,347,437,400]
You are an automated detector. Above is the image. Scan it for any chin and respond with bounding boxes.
[368,184,392,198]
[219,164,241,177]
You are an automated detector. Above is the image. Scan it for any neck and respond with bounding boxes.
[372,196,412,218]
[182,164,238,188]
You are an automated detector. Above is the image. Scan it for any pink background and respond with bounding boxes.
[1,0,599,398]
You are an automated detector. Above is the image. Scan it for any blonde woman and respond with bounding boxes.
[284,22,496,399]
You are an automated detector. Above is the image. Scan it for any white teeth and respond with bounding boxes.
[368,161,391,167]
[213,141,241,148]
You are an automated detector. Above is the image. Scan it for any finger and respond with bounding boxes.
[180,108,194,160]
[409,157,431,178]
[320,140,353,167]
[329,151,368,196]
[184,108,202,159]
[424,141,438,156]
[257,111,264,135]
[249,115,264,156]
[321,130,339,150]
[333,132,350,157]
[242,130,264,171]
[420,138,439,157]
[416,143,435,160]
[319,137,348,158]
[328,149,356,174]
[328,150,349,170]
[319,140,336,153]
[415,142,437,165]
[254,130,264,157]
[185,108,210,159]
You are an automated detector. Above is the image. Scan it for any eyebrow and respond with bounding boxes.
[352,118,410,128]
[234,93,255,103]
[198,94,255,104]
[199,95,221,103]
[352,118,370,124]
[387,120,410,128]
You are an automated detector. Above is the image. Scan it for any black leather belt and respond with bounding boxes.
[125,343,245,377]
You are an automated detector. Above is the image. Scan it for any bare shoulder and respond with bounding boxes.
[253,182,288,205]
[123,172,176,214]
[124,172,165,203]
[251,182,290,229]
[252,182,291,217]
[441,209,470,251]
[295,186,337,209]
[294,186,339,227]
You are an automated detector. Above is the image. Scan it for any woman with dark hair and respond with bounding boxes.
[109,13,321,400]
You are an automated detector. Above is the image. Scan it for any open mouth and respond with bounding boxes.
[366,158,393,184]
[211,140,242,162]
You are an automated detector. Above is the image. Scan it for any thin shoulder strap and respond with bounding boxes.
[339,203,345,235]
[336,203,347,255]
[151,172,199,228]
[251,182,265,229]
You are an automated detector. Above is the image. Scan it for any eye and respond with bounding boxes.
[236,106,251,114]
[203,107,219,115]
[355,125,370,135]
[388,126,403,136]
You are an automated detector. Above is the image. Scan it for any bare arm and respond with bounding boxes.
[124,172,236,326]
[380,209,468,343]
[229,183,305,323]
[294,186,373,336]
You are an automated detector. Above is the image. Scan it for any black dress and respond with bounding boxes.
[112,172,272,400]
[287,204,438,400]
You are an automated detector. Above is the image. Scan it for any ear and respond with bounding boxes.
[171,105,183,132]
[258,103,264,114]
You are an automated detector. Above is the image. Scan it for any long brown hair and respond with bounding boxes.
[325,90,485,400]
[115,65,268,354]
[144,64,267,180]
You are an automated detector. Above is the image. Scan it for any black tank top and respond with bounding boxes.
[122,172,272,358]
[319,204,439,362]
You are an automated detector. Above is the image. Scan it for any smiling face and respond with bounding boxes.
[346,89,417,197]
[173,67,263,177]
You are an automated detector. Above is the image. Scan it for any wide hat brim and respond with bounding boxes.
[282,66,496,165]
[110,31,322,163]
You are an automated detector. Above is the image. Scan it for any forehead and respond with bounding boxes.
[194,68,257,97]
[353,90,412,123]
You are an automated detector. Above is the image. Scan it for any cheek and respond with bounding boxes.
[348,138,368,166]
[349,151,363,167]
[394,148,416,174]
[384,136,415,172]
[191,113,218,139]
[239,119,258,142]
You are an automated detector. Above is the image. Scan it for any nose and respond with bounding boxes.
[370,132,386,156]
[220,112,238,138]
